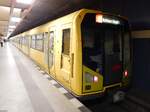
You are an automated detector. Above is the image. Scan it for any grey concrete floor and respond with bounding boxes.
[0,43,83,112]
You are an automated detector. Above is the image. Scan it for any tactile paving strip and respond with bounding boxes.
[33,63,91,112]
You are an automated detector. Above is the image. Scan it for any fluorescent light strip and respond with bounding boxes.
[8,29,14,32]
[11,17,21,22]
[9,25,16,29]
[16,0,33,4]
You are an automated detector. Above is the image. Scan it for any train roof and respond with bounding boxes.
[13,9,128,37]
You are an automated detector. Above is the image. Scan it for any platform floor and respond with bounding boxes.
[0,43,89,112]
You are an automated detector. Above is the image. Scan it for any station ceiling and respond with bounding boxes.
[0,0,149,38]
[0,0,31,38]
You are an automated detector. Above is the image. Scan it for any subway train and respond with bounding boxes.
[11,9,132,100]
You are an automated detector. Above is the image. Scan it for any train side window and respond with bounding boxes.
[62,28,70,55]
[36,34,44,51]
[31,35,36,49]
[22,36,27,46]
[22,37,24,45]
[20,37,23,46]
[18,38,20,44]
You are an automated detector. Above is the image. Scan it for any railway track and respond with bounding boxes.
[82,94,150,112]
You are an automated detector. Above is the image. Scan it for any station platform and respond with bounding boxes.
[0,43,90,112]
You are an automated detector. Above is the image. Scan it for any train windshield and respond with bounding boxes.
[81,13,130,80]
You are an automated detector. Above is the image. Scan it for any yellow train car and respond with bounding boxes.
[11,9,132,100]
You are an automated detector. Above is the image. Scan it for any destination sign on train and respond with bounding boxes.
[96,14,120,25]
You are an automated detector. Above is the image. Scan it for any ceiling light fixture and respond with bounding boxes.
[16,0,33,4]
[8,29,14,32]
[11,17,21,22]
[9,25,16,29]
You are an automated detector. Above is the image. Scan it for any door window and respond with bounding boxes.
[104,29,122,61]
[62,29,70,55]
[123,32,130,68]
[49,31,54,68]
[49,31,54,50]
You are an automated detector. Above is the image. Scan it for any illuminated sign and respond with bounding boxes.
[96,14,120,25]
[103,18,120,25]
[96,14,103,23]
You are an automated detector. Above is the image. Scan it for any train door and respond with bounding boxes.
[28,36,31,56]
[20,37,22,49]
[48,27,55,77]
[18,38,20,48]
[60,23,72,85]
[44,32,49,66]
[26,36,30,55]
[104,29,122,86]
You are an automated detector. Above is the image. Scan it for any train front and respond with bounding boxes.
[80,12,131,98]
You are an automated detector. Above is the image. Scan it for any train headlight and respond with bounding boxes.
[85,72,93,83]
[93,76,98,82]
[85,72,99,83]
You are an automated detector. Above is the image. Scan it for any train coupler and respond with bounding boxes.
[113,91,125,103]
